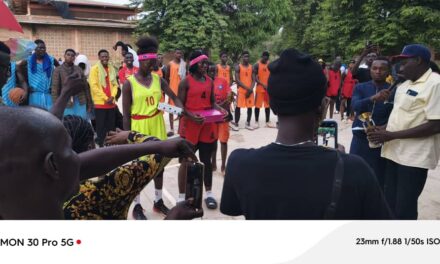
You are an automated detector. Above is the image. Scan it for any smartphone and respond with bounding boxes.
[316,119,338,148]
[185,162,204,210]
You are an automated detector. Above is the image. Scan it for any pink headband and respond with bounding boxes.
[190,55,209,67]
[138,53,158,61]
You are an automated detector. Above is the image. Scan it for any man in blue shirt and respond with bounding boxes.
[350,57,393,188]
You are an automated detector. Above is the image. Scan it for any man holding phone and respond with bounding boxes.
[368,44,440,220]
[352,43,378,83]
[220,48,391,220]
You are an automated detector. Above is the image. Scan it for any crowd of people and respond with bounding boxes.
[0,35,439,220]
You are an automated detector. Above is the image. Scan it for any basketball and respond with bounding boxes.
[8,88,25,104]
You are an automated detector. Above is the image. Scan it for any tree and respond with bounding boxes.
[282,0,440,60]
[219,0,292,61]
[134,0,228,55]
[281,0,323,53]
[132,0,291,61]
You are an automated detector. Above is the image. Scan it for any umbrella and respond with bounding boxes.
[4,38,36,61]
[0,1,24,33]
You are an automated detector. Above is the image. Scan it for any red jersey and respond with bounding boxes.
[118,66,139,85]
[213,77,231,104]
[341,70,356,98]
[185,75,213,111]
[326,69,341,97]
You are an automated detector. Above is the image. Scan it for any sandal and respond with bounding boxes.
[205,197,218,210]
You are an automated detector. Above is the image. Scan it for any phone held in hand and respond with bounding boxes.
[316,119,338,149]
[186,162,205,210]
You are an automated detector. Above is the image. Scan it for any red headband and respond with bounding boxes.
[138,53,157,61]
[190,55,209,67]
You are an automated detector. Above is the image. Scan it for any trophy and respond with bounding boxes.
[358,112,381,148]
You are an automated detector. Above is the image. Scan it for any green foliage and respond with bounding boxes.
[219,0,292,61]
[132,0,440,62]
[135,0,227,55]
[133,0,291,61]
[282,0,440,60]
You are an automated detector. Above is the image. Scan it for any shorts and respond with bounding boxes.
[178,116,218,145]
[218,122,230,143]
[255,92,269,108]
[237,91,255,108]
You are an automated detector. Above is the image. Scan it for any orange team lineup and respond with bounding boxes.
[161,49,275,133]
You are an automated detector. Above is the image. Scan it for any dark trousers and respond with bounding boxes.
[95,108,116,147]
[115,106,124,130]
[343,98,352,116]
[384,159,428,220]
[335,89,341,111]
[350,134,386,189]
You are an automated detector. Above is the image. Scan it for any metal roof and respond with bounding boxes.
[30,0,134,10]
[16,15,136,29]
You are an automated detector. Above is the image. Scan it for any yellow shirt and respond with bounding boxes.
[382,69,440,169]
[88,63,118,106]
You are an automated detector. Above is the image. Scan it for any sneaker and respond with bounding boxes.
[153,199,170,215]
[133,204,147,220]
[167,131,175,137]
[205,197,218,210]
[254,122,260,129]
[245,122,254,131]
[265,121,277,128]
[230,122,239,131]
[334,110,339,114]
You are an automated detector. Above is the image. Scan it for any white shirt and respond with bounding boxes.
[382,69,440,169]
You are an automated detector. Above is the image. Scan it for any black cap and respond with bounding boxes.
[268,48,327,116]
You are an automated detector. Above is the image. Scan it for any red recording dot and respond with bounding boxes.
[76,240,81,245]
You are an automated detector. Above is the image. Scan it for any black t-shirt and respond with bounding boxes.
[353,68,372,83]
[220,144,392,220]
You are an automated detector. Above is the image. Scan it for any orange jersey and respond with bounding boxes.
[238,64,253,93]
[168,61,181,94]
[217,64,231,87]
[153,68,163,78]
[256,61,270,93]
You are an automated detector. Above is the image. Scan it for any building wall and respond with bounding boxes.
[21,24,135,63]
